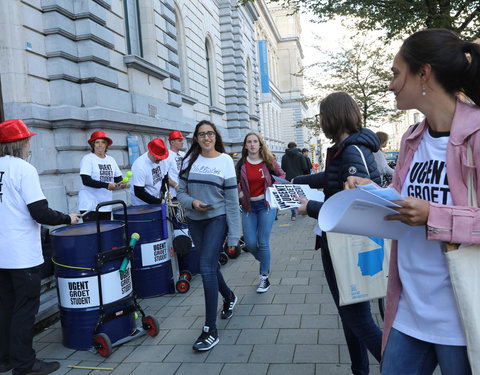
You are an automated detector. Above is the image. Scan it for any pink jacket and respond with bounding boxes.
[382,99,480,357]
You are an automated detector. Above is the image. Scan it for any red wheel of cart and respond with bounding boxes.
[219,252,228,265]
[94,333,112,357]
[224,242,241,259]
[176,278,190,293]
[180,270,192,282]
[144,316,159,337]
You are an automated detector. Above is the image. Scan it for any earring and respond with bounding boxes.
[422,86,426,96]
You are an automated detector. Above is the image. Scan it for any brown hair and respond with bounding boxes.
[319,92,362,144]
[180,120,226,177]
[376,131,389,146]
[240,132,275,171]
[89,139,109,153]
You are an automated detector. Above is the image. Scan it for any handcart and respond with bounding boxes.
[165,195,195,294]
[92,200,159,357]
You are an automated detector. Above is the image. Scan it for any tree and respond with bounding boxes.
[239,0,480,40]
[300,31,400,129]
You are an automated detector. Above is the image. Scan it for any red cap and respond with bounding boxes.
[0,119,36,143]
[168,130,184,141]
[148,138,169,160]
[88,131,113,146]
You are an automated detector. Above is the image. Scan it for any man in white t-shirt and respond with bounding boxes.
[0,119,80,375]
[130,138,170,206]
[166,130,185,199]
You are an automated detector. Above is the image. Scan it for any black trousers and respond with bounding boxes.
[0,267,41,373]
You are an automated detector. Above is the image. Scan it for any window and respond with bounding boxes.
[205,38,216,106]
[174,4,189,93]
[124,0,143,57]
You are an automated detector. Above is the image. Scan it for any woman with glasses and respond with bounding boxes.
[236,132,285,293]
[177,120,240,351]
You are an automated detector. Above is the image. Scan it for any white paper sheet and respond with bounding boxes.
[266,184,325,210]
[318,188,411,240]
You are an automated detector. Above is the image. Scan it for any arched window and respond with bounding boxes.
[205,37,217,106]
[174,4,189,94]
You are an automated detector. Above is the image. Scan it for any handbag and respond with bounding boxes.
[444,140,480,373]
[327,145,391,306]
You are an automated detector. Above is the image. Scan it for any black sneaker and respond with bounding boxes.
[19,359,60,375]
[192,326,219,351]
[220,293,237,319]
[257,275,270,293]
[0,361,12,373]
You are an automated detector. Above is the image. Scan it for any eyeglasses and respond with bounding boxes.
[198,131,216,138]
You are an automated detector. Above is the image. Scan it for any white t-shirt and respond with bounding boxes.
[78,153,122,212]
[0,156,46,268]
[395,129,465,345]
[166,149,185,197]
[130,152,169,206]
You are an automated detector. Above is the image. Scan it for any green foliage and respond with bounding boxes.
[303,31,401,128]
[239,0,480,40]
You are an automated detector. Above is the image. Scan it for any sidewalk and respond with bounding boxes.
[28,210,383,375]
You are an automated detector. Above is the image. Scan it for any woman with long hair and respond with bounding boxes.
[346,28,480,374]
[294,92,383,375]
[236,132,285,293]
[177,120,240,351]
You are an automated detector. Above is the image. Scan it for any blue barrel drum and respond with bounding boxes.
[50,222,136,351]
[112,204,173,298]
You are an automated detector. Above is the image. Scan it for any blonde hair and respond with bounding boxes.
[0,138,30,158]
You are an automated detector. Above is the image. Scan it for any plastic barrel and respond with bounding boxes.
[112,204,173,298]
[50,222,136,351]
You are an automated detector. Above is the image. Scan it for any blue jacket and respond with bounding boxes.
[293,128,381,225]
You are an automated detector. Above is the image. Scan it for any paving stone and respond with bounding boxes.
[206,344,253,363]
[220,363,269,375]
[249,344,295,363]
[262,315,301,329]
[277,328,317,344]
[175,363,223,375]
[293,344,338,363]
[267,363,315,375]
[236,329,279,344]
[250,304,286,316]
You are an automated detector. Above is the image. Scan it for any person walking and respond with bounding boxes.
[176,120,239,351]
[346,28,480,375]
[130,138,169,206]
[165,130,185,199]
[281,141,309,220]
[0,119,81,375]
[301,148,313,173]
[294,92,383,375]
[373,131,394,186]
[236,132,285,293]
[78,130,125,222]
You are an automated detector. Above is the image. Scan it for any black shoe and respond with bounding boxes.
[19,359,60,375]
[256,275,271,293]
[220,292,237,319]
[192,326,219,351]
[0,361,12,373]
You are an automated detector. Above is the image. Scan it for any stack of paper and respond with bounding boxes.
[318,184,411,240]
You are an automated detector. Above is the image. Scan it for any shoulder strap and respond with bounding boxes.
[352,145,370,178]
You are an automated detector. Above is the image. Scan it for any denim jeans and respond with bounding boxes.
[290,208,296,218]
[382,328,471,375]
[188,215,233,329]
[322,246,382,375]
[241,200,277,275]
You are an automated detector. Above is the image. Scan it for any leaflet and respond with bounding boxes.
[317,188,411,240]
[266,184,325,210]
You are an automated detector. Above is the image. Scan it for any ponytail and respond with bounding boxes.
[461,41,480,106]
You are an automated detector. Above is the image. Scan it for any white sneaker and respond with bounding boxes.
[257,275,270,293]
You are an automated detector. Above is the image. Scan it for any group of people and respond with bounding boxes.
[1,27,479,375]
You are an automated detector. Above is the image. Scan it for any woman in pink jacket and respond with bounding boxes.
[347,29,480,374]
[236,132,285,293]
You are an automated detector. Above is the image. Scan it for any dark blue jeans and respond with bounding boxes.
[322,246,382,375]
[188,215,233,329]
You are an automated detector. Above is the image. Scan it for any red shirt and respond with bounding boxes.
[246,159,265,198]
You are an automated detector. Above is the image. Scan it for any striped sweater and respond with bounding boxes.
[177,153,240,246]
